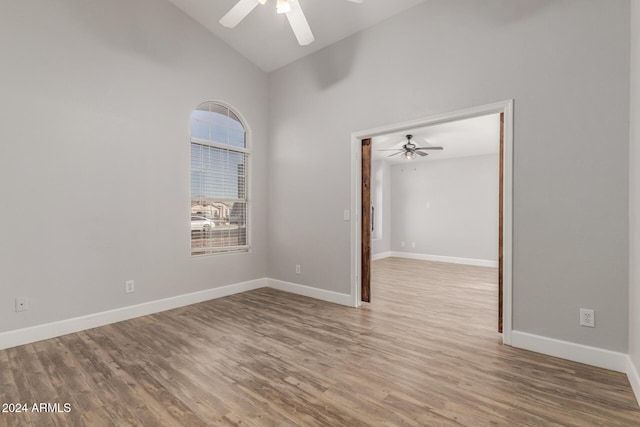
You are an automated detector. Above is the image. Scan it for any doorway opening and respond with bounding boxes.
[350,100,513,344]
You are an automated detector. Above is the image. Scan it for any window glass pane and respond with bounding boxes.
[190,119,210,140]
[191,102,246,147]
[190,201,247,254]
[210,125,229,145]
[228,128,246,148]
[230,202,247,226]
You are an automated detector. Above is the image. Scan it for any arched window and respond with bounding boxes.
[190,102,249,255]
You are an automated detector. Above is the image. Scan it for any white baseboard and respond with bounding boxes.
[390,251,498,268]
[372,251,392,261]
[267,279,353,307]
[511,331,627,373]
[627,357,640,406]
[0,278,267,351]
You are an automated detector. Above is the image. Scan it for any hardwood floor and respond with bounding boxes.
[1,258,639,426]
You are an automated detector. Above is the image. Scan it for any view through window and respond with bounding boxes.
[190,102,249,255]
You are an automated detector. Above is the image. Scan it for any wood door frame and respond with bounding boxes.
[350,100,514,345]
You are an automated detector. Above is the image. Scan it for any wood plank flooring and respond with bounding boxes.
[1,257,639,426]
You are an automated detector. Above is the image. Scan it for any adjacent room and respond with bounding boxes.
[2,0,640,425]
[368,113,502,332]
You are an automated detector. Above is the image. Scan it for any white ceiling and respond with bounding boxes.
[166,0,427,72]
[372,114,501,164]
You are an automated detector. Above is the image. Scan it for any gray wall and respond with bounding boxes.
[0,0,268,333]
[629,0,640,373]
[390,155,499,262]
[268,0,630,351]
[371,160,391,256]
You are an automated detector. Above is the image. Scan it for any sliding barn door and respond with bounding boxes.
[361,138,372,302]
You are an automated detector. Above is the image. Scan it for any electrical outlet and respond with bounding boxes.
[412,242,416,248]
[401,241,405,247]
[343,210,350,221]
[580,308,595,327]
[15,297,28,312]
[295,265,301,275]
[125,280,135,293]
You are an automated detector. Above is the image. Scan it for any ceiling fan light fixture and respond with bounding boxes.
[277,0,292,14]
[221,0,361,46]
[404,151,415,161]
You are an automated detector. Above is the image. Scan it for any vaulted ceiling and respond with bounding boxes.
[166,0,426,72]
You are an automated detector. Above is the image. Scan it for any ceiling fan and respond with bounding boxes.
[379,135,443,160]
[220,0,364,46]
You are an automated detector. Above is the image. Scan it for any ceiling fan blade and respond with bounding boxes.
[285,0,315,46]
[345,0,364,3]
[388,151,403,157]
[416,151,428,157]
[415,146,444,150]
[220,0,260,28]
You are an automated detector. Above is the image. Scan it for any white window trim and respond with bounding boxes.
[191,136,250,154]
